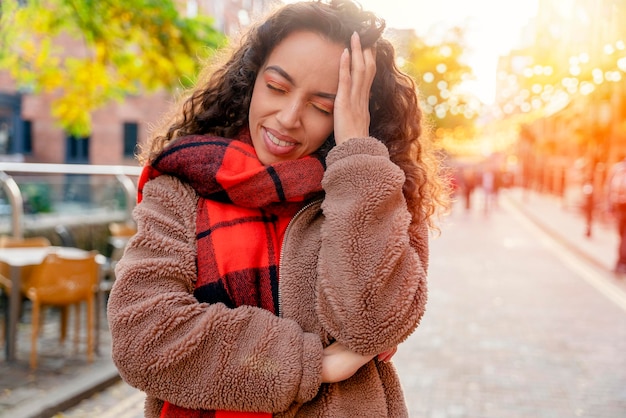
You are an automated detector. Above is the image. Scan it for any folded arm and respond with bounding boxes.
[107,175,323,412]
[316,137,429,356]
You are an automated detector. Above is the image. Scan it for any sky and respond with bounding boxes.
[354,0,540,103]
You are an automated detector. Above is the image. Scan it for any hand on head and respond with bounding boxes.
[333,32,377,146]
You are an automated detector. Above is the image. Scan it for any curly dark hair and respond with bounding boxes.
[142,0,449,228]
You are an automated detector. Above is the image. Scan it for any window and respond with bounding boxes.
[0,93,20,155]
[23,120,32,154]
[123,122,139,158]
[66,134,90,163]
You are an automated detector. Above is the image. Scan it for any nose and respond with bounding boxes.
[276,98,303,129]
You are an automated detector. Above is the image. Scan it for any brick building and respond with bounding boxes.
[0,0,279,166]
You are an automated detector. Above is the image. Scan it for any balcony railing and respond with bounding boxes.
[0,162,143,238]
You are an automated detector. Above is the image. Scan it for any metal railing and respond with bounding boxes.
[0,162,143,238]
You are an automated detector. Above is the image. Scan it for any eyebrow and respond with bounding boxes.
[264,65,336,100]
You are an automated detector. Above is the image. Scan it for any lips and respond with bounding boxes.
[266,128,297,147]
[255,127,300,162]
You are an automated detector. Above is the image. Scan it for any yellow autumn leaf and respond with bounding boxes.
[2,0,225,136]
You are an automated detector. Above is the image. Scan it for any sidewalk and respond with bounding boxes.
[503,187,621,276]
[0,186,624,418]
[0,306,119,418]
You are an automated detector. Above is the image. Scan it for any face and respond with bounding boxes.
[248,31,344,165]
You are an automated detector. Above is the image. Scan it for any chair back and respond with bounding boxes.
[0,236,52,284]
[54,225,77,247]
[108,222,136,238]
[22,251,99,305]
[0,236,51,248]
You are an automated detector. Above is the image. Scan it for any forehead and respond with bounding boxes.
[264,31,344,91]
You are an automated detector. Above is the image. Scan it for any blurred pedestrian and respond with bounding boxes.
[481,168,501,214]
[607,155,626,274]
[482,169,495,214]
[462,168,477,211]
[107,0,448,417]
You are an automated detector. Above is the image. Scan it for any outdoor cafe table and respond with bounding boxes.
[0,246,103,363]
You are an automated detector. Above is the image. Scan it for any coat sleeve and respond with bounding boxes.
[107,175,323,413]
[316,137,429,355]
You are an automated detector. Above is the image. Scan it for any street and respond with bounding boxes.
[58,194,626,418]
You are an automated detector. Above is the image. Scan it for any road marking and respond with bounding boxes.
[504,197,626,313]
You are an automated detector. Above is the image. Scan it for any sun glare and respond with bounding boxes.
[349,0,540,104]
[281,0,540,104]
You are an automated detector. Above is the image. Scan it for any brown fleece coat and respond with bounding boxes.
[107,137,429,417]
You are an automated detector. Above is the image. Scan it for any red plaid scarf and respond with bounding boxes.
[137,132,325,417]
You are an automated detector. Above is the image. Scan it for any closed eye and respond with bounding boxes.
[311,102,333,115]
[266,81,287,94]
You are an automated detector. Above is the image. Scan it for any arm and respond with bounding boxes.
[316,32,427,357]
[316,137,429,356]
[107,175,322,412]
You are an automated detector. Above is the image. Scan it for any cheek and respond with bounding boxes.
[309,120,334,150]
[248,91,259,121]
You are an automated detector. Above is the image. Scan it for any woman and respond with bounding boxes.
[107,0,448,416]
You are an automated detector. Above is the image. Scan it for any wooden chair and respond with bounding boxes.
[0,235,52,290]
[107,222,136,268]
[108,221,137,238]
[21,251,100,369]
[104,220,136,284]
[54,224,77,248]
[0,236,52,343]
[0,236,52,248]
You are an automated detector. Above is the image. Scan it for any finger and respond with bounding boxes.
[350,32,366,86]
[337,48,351,100]
[351,33,376,84]
[350,31,363,62]
[348,48,368,125]
[363,47,377,85]
[335,47,351,119]
[377,346,398,363]
[377,352,391,362]
[350,33,375,107]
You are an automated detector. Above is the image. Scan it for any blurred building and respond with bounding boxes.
[0,0,278,166]
[495,0,626,200]
[187,0,280,37]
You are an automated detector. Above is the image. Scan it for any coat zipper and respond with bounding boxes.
[277,199,321,317]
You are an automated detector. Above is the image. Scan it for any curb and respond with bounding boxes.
[503,191,614,274]
[5,364,120,418]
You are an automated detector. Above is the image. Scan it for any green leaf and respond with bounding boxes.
[0,0,226,136]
